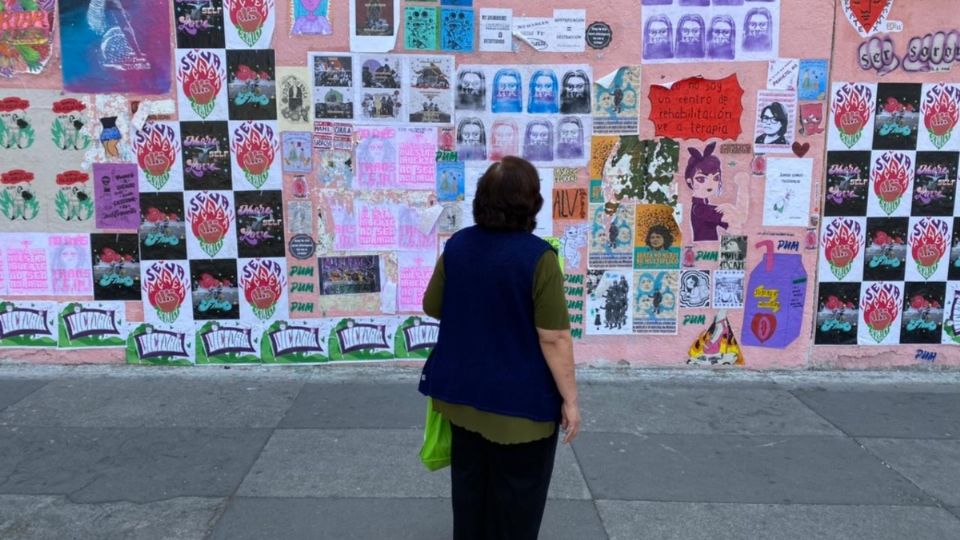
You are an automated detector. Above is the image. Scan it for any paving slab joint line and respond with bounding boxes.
[0,379,52,414]
[567,441,611,540]
[203,415,286,539]
[851,435,960,520]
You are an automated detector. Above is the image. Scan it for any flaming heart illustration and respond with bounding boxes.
[227,0,275,47]
[187,192,233,257]
[823,218,863,280]
[144,262,188,324]
[923,83,960,150]
[872,152,912,215]
[861,282,900,343]
[178,50,225,120]
[910,218,949,280]
[832,83,872,149]
[240,259,286,321]
[134,123,180,190]
[231,121,279,189]
[843,0,894,36]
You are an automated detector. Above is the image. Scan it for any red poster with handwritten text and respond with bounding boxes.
[648,75,744,141]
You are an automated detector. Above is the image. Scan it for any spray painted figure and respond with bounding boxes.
[522,120,554,162]
[707,15,736,60]
[643,15,674,60]
[527,69,559,114]
[491,69,522,113]
[676,14,706,59]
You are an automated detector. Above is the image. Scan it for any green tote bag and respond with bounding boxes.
[419,398,452,472]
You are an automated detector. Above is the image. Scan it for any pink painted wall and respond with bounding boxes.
[0,0,957,368]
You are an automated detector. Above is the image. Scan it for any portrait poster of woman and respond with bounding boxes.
[754,89,797,153]
[633,204,682,270]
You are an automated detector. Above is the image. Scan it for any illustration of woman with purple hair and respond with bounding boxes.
[686,142,729,242]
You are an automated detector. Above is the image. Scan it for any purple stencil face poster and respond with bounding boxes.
[59,0,172,94]
[94,163,140,229]
[741,250,807,349]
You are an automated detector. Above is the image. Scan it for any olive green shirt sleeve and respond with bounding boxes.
[422,256,445,319]
[533,250,572,331]
[422,250,570,329]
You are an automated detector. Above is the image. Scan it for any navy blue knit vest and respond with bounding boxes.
[419,226,562,423]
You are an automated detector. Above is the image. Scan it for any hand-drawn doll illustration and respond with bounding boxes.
[489,119,519,160]
[676,14,705,59]
[456,69,485,111]
[686,142,729,242]
[707,15,735,60]
[680,270,711,308]
[280,74,309,124]
[528,69,559,114]
[743,7,773,52]
[491,68,522,113]
[292,0,332,36]
[556,117,584,160]
[523,119,554,162]
[755,102,789,145]
[560,70,590,114]
[456,117,486,161]
[643,15,674,60]
[798,102,825,136]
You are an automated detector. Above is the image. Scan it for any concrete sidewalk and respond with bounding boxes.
[0,365,959,539]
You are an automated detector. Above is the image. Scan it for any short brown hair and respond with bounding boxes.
[472,156,543,233]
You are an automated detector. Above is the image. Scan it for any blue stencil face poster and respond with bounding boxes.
[59,0,172,94]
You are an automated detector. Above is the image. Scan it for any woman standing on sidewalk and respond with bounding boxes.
[419,156,581,540]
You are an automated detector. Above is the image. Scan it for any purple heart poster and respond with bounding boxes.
[94,163,140,230]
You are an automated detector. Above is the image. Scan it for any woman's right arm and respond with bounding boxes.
[532,250,580,443]
[538,327,580,443]
[422,256,445,319]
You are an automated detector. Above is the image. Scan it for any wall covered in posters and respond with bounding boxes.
[0,0,958,369]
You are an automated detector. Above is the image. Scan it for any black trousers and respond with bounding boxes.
[450,423,559,540]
